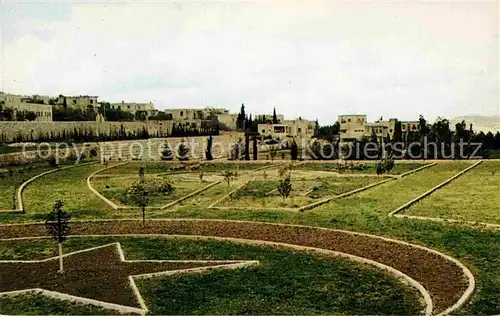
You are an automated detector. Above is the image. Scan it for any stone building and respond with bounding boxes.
[110,101,157,117]
[0,92,53,122]
[339,114,420,142]
[257,118,315,139]
[56,95,99,111]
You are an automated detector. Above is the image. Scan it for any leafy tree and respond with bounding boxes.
[127,181,149,226]
[89,147,98,159]
[45,200,71,273]
[205,135,213,161]
[25,111,37,121]
[222,170,237,190]
[229,139,242,160]
[161,141,173,161]
[177,140,190,161]
[277,177,292,204]
[48,155,59,168]
[376,156,395,175]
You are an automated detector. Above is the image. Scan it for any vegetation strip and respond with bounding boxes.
[298,177,395,212]
[389,161,483,217]
[395,214,500,230]
[160,181,221,210]
[398,162,437,178]
[0,219,474,315]
[208,181,249,208]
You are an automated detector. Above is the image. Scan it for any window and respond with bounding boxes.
[347,118,351,122]
[390,129,393,133]
[298,127,302,133]
[273,126,285,133]
[262,129,266,133]
[180,111,183,117]
[90,100,94,104]
[73,100,77,105]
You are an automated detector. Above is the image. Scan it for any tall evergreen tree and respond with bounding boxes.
[272,107,278,124]
[244,134,250,160]
[252,136,258,160]
[237,103,246,130]
[205,135,213,161]
[393,120,403,143]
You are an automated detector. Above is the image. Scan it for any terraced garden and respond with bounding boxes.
[0,158,498,315]
[407,161,500,225]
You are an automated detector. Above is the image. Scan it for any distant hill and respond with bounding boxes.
[450,115,500,133]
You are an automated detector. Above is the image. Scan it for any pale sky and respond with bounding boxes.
[1,0,499,124]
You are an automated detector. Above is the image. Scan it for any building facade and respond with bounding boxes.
[0,92,53,122]
[56,95,99,111]
[339,114,420,142]
[258,119,315,139]
[110,101,157,117]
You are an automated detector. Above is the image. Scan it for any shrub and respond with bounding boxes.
[128,178,174,196]
[89,148,98,158]
[161,141,173,161]
[177,140,189,161]
[48,156,59,167]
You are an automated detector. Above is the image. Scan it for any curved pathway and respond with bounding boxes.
[0,219,474,316]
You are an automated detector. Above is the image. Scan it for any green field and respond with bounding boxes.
[92,174,215,207]
[294,161,427,174]
[0,159,499,315]
[0,164,53,210]
[219,176,381,208]
[0,236,421,315]
[407,161,500,224]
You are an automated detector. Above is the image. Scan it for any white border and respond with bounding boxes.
[0,241,258,315]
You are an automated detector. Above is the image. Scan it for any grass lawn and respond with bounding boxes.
[0,164,54,210]
[92,174,215,207]
[15,164,120,221]
[294,161,427,175]
[0,293,119,315]
[407,161,500,224]
[0,236,421,315]
[218,177,381,208]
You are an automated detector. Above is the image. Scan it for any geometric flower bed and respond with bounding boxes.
[0,219,475,316]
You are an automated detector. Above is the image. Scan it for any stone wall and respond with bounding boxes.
[0,120,173,143]
[100,133,244,161]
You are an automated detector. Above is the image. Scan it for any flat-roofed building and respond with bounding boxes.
[57,95,99,111]
[0,92,53,121]
[258,118,315,139]
[339,114,420,142]
[110,101,157,117]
